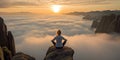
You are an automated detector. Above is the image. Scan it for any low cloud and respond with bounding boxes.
[2,14,120,60]
[16,34,120,60]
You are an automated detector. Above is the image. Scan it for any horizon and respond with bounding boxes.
[0,0,120,14]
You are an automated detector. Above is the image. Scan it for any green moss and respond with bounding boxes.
[3,47,11,54]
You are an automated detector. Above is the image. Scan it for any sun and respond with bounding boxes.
[51,5,62,13]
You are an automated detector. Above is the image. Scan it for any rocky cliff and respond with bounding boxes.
[92,14,120,33]
[91,20,100,28]
[0,17,16,60]
[0,17,36,60]
[44,46,74,60]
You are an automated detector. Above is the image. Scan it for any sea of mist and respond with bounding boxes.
[0,14,120,60]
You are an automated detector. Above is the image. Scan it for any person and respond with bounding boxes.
[51,30,67,49]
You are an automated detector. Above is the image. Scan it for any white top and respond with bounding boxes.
[52,35,67,47]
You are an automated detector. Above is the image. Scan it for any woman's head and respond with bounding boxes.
[56,30,61,36]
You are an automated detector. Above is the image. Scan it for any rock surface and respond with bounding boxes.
[0,17,16,55]
[7,31,16,56]
[95,14,120,33]
[44,46,74,60]
[12,52,35,60]
[0,17,16,60]
[91,20,100,28]
[0,17,36,60]
[0,17,8,47]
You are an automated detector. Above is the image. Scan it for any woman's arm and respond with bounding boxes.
[51,37,56,46]
[62,37,67,46]
[63,37,67,41]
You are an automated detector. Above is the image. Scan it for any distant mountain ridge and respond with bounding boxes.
[66,10,120,20]
[67,10,120,15]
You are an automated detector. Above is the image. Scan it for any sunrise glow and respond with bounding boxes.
[51,5,62,13]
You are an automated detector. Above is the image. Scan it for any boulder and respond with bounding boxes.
[44,46,74,60]
[12,52,35,60]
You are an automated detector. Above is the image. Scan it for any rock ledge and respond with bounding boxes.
[44,46,74,60]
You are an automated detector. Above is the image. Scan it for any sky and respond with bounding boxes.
[0,0,120,14]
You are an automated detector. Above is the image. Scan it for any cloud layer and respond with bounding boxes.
[1,14,120,60]
[0,0,119,8]
[14,34,120,60]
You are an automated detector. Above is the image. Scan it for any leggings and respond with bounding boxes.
[56,47,63,49]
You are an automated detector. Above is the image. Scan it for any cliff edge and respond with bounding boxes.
[0,17,35,60]
[0,17,16,60]
[94,14,120,33]
[44,46,74,60]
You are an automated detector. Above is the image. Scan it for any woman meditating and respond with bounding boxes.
[51,30,67,49]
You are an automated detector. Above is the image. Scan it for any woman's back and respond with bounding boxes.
[55,35,65,47]
[51,30,67,49]
[55,36,63,43]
